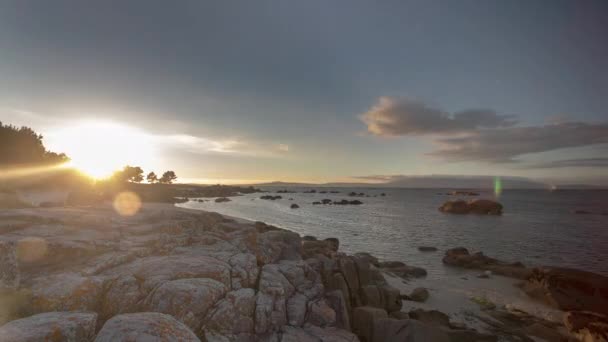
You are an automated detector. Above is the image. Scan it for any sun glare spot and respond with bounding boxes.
[46,121,156,178]
[113,191,142,216]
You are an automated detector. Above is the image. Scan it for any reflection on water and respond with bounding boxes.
[179,188,608,277]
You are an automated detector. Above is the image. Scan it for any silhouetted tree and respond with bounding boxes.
[159,171,177,184]
[0,121,69,166]
[111,166,144,183]
[146,171,158,184]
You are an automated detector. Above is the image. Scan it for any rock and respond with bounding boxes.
[381,286,402,313]
[302,240,335,259]
[444,329,497,342]
[303,235,318,241]
[306,299,337,327]
[0,241,19,290]
[378,261,427,278]
[290,204,300,209]
[287,293,308,326]
[564,311,608,342]
[408,309,450,327]
[438,199,470,214]
[215,197,231,203]
[303,325,360,342]
[0,312,97,342]
[144,278,227,331]
[202,288,256,341]
[229,252,259,289]
[322,199,333,205]
[409,287,429,302]
[324,238,340,252]
[31,272,103,313]
[360,285,383,309]
[338,256,361,306]
[312,201,322,205]
[470,296,496,310]
[389,311,409,320]
[468,199,503,215]
[442,247,531,279]
[254,264,295,334]
[352,306,388,342]
[325,290,351,330]
[349,200,363,205]
[353,252,379,267]
[439,199,502,215]
[417,246,437,252]
[260,195,282,200]
[523,266,608,315]
[257,230,302,264]
[372,318,450,342]
[94,312,200,341]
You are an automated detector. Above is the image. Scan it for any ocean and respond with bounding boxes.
[178,188,608,277]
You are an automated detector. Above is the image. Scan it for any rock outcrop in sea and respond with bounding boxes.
[439,199,503,215]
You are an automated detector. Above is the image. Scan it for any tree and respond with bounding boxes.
[0,121,69,166]
[111,166,144,183]
[146,171,158,184]
[159,171,177,184]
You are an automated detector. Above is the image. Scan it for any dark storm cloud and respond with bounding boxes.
[430,122,608,163]
[361,97,517,136]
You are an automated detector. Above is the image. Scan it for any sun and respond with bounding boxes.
[46,121,156,179]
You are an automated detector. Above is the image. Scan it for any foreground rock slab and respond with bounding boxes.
[94,312,200,342]
[0,311,97,342]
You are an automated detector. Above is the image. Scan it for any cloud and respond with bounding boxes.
[360,97,608,164]
[161,134,290,158]
[430,122,608,162]
[360,97,517,136]
[523,157,608,169]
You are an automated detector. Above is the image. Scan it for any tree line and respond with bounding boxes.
[0,121,69,166]
[112,166,177,184]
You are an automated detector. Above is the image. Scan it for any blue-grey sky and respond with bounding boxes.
[1,0,607,184]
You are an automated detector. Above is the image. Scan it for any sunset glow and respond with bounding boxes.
[46,121,156,178]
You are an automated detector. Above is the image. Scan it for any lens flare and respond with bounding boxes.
[494,176,503,197]
[113,191,142,216]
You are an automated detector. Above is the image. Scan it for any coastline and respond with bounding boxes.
[0,202,605,341]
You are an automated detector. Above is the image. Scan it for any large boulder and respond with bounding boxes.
[524,267,608,315]
[143,278,227,331]
[564,311,608,342]
[201,288,256,341]
[325,290,351,331]
[94,312,200,342]
[372,318,450,342]
[257,230,302,264]
[254,264,296,334]
[229,252,259,289]
[31,273,103,313]
[0,312,97,342]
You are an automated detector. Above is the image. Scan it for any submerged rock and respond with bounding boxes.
[417,246,437,252]
[290,203,300,209]
[214,197,231,203]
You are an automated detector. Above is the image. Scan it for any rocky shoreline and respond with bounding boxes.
[0,203,606,341]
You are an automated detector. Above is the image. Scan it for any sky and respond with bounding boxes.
[1,0,607,184]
